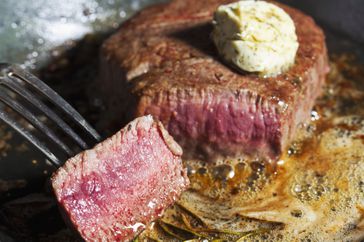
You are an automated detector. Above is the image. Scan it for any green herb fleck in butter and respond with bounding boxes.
[212,0,299,77]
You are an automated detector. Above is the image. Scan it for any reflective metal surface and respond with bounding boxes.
[0,0,166,69]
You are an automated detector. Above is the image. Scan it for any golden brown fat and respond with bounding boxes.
[157,120,183,156]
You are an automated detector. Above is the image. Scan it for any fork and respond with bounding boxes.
[0,63,101,167]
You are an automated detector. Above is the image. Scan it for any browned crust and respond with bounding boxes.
[99,0,329,158]
[101,0,328,98]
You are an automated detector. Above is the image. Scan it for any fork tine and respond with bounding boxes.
[0,89,74,157]
[2,75,89,150]
[10,65,101,142]
[0,109,61,167]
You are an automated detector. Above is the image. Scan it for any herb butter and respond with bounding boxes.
[212,0,299,77]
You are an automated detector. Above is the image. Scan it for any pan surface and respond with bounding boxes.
[0,0,363,241]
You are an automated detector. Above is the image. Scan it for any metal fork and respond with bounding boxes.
[0,63,101,167]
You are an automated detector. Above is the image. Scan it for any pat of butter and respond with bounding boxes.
[212,0,299,77]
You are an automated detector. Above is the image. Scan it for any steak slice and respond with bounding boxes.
[100,0,329,160]
[51,115,189,241]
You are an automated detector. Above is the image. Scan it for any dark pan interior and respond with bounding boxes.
[280,0,364,45]
[0,0,363,241]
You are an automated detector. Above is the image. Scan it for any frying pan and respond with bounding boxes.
[0,0,363,241]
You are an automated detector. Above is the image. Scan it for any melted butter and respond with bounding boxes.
[137,55,364,241]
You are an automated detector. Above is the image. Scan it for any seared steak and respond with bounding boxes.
[51,116,189,241]
[100,0,329,160]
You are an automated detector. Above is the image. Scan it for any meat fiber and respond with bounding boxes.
[99,0,329,160]
[51,115,189,241]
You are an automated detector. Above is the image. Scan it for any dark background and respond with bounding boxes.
[281,0,364,44]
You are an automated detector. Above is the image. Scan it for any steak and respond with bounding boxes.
[51,115,189,241]
[100,0,329,160]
